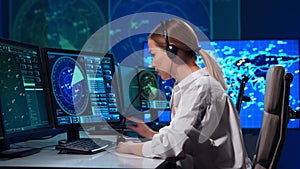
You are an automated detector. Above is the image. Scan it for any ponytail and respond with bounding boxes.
[198,48,228,90]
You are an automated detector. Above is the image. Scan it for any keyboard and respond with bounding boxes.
[56,138,112,154]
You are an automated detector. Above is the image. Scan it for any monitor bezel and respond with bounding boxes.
[0,38,54,141]
[42,47,121,129]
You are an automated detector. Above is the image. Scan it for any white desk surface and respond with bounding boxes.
[0,132,167,169]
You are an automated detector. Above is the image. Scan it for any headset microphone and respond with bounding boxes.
[117,86,145,143]
[161,20,178,59]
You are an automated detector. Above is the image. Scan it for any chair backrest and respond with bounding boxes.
[253,66,293,169]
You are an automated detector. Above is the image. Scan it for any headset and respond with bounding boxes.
[161,20,178,59]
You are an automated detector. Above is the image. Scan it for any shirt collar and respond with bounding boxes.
[175,68,209,90]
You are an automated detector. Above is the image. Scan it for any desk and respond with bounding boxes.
[0,132,167,169]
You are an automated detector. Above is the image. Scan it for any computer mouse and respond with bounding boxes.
[58,139,68,145]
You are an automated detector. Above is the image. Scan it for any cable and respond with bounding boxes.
[117,87,145,143]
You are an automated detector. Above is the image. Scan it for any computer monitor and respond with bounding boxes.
[0,38,52,152]
[136,68,173,110]
[43,48,121,141]
[117,65,174,123]
[144,39,300,129]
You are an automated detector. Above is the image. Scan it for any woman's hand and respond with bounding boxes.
[126,117,158,138]
[115,141,144,156]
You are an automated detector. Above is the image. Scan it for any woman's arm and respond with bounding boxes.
[126,117,158,138]
[116,141,144,156]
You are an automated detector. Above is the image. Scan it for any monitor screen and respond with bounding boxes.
[43,48,120,129]
[157,110,171,123]
[137,68,174,110]
[0,38,51,142]
[117,65,174,123]
[144,39,300,129]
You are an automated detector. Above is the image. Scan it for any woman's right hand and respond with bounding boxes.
[125,117,158,138]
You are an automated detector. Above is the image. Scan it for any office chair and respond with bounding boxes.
[252,65,293,169]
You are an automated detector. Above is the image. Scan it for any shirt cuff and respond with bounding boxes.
[142,141,155,158]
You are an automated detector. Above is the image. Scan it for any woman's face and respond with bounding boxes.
[148,39,173,80]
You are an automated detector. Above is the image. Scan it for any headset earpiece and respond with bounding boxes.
[161,20,178,59]
[166,44,178,59]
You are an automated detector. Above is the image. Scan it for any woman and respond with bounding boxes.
[116,18,250,169]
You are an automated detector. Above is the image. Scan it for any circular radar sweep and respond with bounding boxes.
[51,56,89,116]
[138,70,159,100]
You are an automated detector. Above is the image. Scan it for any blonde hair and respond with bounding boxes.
[149,18,228,90]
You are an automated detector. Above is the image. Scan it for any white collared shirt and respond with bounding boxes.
[142,68,250,169]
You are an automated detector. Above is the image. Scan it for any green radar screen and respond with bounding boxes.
[10,0,109,50]
[128,68,169,111]
[50,56,89,116]
[138,70,159,101]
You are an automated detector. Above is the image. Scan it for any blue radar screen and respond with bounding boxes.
[51,56,89,116]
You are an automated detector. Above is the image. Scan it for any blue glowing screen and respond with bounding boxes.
[144,39,300,128]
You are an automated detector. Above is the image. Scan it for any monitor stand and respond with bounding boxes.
[66,127,80,142]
